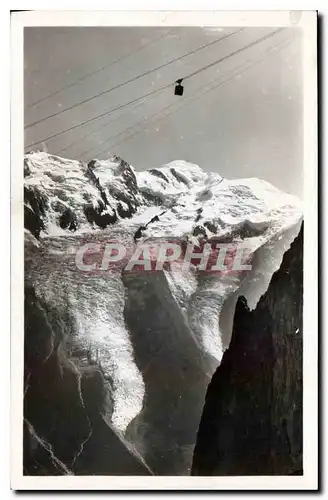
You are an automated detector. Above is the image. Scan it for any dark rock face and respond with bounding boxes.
[149,169,170,183]
[117,159,139,197]
[117,202,133,219]
[132,211,165,242]
[59,208,77,231]
[133,225,146,243]
[203,221,218,234]
[24,186,48,239]
[89,157,140,218]
[170,167,190,186]
[24,286,152,476]
[123,271,215,475]
[24,205,45,239]
[192,225,303,476]
[83,201,118,229]
[192,225,207,238]
[24,158,31,177]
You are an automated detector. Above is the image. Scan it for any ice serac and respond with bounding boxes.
[24,152,303,475]
[191,225,303,476]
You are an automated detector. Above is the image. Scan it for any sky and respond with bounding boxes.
[24,26,303,197]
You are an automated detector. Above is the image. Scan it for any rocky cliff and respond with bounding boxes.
[192,224,303,475]
[23,286,152,475]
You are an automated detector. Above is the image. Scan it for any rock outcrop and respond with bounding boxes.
[23,286,152,476]
[192,225,303,476]
[123,271,215,475]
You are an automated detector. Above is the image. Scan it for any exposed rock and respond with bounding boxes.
[232,219,269,240]
[192,225,303,476]
[24,158,31,177]
[24,185,48,239]
[133,225,146,243]
[83,201,118,229]
[123,271,215,475]
[203,221,217,234]
[132,211,165,242]
[59,208,77,231]
[91,156,141,216]
[117,201,134,219]
[24,186,47,218]
[141,190,164,206]
[24,286,91,470]
[24,204,45,239]
[194,207,203,223]
[24,286,152,476]
[149,169,170,183]
[196,189,213,202]
[193,225,207,238]
[23,419,73,476]
[115,158,139,196]
[170,167,190,186]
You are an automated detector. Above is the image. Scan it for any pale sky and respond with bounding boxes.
[24,26,303,197]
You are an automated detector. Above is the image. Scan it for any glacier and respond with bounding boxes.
[24,152,303,475]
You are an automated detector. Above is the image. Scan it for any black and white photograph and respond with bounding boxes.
[10,9,318,490]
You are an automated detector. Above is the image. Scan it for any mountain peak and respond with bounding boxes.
[24,151,302,245]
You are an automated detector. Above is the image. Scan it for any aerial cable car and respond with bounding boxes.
[174,78,184,96]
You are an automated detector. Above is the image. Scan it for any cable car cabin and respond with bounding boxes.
[175,84,184,96]
[174,79,184,96]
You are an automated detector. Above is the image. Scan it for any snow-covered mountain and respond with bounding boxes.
[24,152,303,475]
[24,152,300,241]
